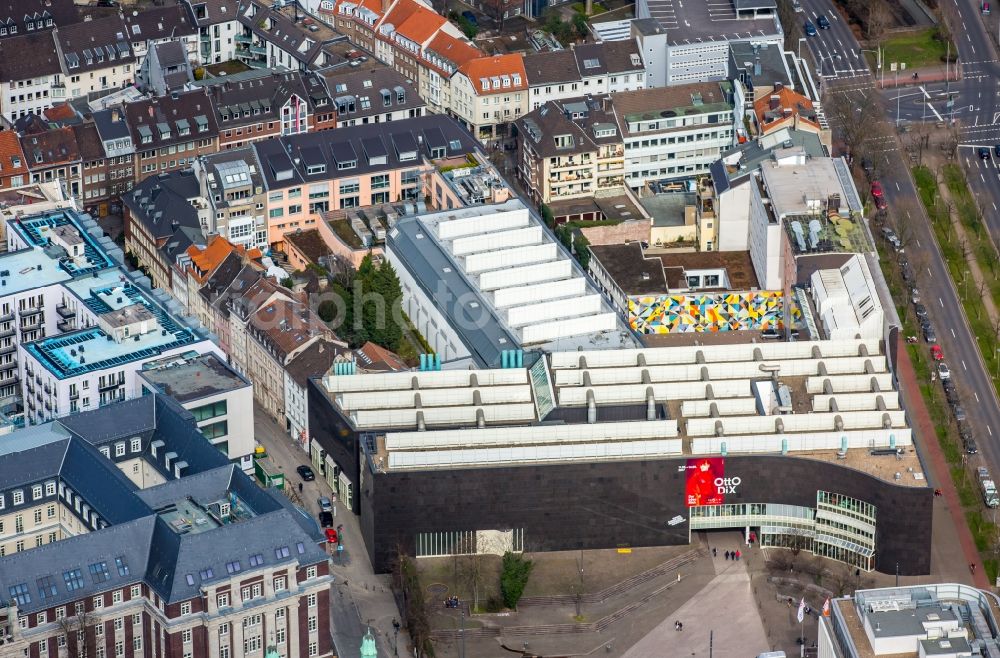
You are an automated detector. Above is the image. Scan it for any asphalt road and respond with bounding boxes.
[802,0,1000,472]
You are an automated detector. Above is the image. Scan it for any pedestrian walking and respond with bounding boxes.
[725,550,730,560]
[735,550,741,560]
[712,547,717,557]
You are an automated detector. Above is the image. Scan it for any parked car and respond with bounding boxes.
[804,20,817,36]
[817,14,831,28]
[872,187,888,211]
[461,10,477,24]
[994,144,1000,158]
[914,303,929,321]
[931,345,944,361]
[296,465,315,481]
[901,265,914,282]
[954,405,968,422]
[980,147,991,160]
[910,287,921,304]
[945,386,960,406]
[319,511,334,528]
[937,362,951,380]
[325,528,339,543]
[923,324,937,343]
[965,437,979,454]
[318,496,333,512]
[761,327,782,340]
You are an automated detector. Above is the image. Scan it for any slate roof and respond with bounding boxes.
[320,67,423,123]
[0,31,61,81]
[57,14,134,74]
[72,123,106,163]
[0,393,326,611]
[573,40,643,76]
[123,169,204,248]
[523,50,579,86]
[249,297,328,361]
[124,4,197,40]
[199,70,326,129]
[124,88,218,150]
[240,0,325,66]
[252,114,478,189]
[92,107,133,143]
[285,339,342,388]
[517,97,622,158]
[0,0,79,37]
[187,0,238,27]
[20,127,80,168]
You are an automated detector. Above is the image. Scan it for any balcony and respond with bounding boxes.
[55,304,74,319]
[20,318,42,331]
[249,44,267,56]
[98,380,123,392]
[0,345,15,356]
[0,312,13,323]
[0,374,19,388]
[234,33,253,43]
[0,327,14,339]
[18,307,42,318]
[57,318,76,333]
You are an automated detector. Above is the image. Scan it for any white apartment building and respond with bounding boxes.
[615,82,739,188]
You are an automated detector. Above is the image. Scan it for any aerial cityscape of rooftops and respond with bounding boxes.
[0,0,998,655]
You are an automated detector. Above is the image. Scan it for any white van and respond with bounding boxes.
[757,652,787,658]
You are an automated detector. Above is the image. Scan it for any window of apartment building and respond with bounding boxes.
[241,586,252,602]
[339,196,359,209]
[45,481,55,496]
[38,639,48,656]
[243,614,261,628]
[307,593,317,608]
[190,400,226,422]
[114,443,125,457]
[306,566,318,579]
[36,611,47,625]
[114,617,123,631]
[220,646,230,658]
[93,595,104,610]
[63,569,84,591]
[219,623,229,637]
[34,509,41,524]
[95,623,104,636]
[58,635,66,648]
[89,561,110,584]
[180,602,192,616]
[12,489,23,505]
[201,421,228,440]
[218,592,230,608]
[275,626,286,644]
[309,641,318,656]
[275,608,285,621]
[288,187,302,199]
[55,607,64,621]
[130,438,141,452]
[273,577,286,592]
[113,590,122,604]
[370,174,388,190]
[182,629,192,644]
[133,638,142,652]
[244,636,262,654]
[307,615,317,632]
[132,613,141,625]
[35,536,43,548]
[75,602,84,616]
[268,208,284,218]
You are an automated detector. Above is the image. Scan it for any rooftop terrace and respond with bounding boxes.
[25,277,199,379]
[9,211,115,276]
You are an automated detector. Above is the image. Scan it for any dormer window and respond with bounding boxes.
[480,77,488,91]
[512,73,521,86]
[630,53,641,66]
[491,76,500,89]
[501,75,510,88]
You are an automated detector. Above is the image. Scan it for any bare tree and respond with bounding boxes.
[864,0,891,47]
[59,610,98,658]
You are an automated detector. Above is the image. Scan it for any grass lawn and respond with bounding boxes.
[878,29,951,70]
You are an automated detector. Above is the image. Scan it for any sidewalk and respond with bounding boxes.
[893,336,988,588]
[252,404,408,656]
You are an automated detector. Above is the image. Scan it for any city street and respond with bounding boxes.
[798,0,872,82]
[252,404,408,658]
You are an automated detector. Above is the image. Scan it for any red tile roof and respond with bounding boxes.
[459,54,528,95]
[0,131,28,178]
[187,235,248,284]
[392,1,445,44]
[426,32,481,69]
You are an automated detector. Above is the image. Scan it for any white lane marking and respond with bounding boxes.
[916,239,921,247]
[939,297,945,307]
[976,392,981,403]
[952,328,957,338]
[963,360,968,371]
[896,181,901,191]
[989,425,994,437]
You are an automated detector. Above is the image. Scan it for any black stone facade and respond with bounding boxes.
[307,379,362,514]
[360,454,932,575]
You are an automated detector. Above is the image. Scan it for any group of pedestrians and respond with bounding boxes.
[710,547,742,560]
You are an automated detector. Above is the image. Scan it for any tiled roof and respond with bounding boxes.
[187,0,238,27]
[0,0,79,36]
[390,0,445,44]
[459,54,528,95]
[124,88,218,148]
[44,103,79,123]
[187,235,246,284]
[20,127,80,168]
[72,123,106,162]
[355,341,408,372]
[754,86,820,130]
[0,130,28,176]
[425,32,481,70]
[285,339,344,388]
[249,297,329,361]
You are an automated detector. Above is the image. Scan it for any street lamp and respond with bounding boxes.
[859,47,883,87]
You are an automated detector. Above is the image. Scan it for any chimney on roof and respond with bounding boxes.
[775,82,783,91]
[768,95,780,111]
[111,108,120,122]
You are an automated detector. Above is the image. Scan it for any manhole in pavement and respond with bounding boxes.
[427,583,448,596]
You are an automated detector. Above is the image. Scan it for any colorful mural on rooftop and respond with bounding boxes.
[628,291,799,334]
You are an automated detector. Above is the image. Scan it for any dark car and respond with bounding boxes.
[965,437,979,454]
[296,465,315,481]
[761,327,782,340]
[319,511,334,528]
[954,405,968,422]
[914,304,928,320]
[817,14,831,29]
[994,144,1000,158]
[901,265,914,282]
[804,20,817,36]
[923,324,937,343]
[461,10,477,24]
[980,147,991,160]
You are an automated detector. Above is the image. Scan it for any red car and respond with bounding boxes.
[931,345,944,361]
[870,181,887,210]
[325,528,338,544]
